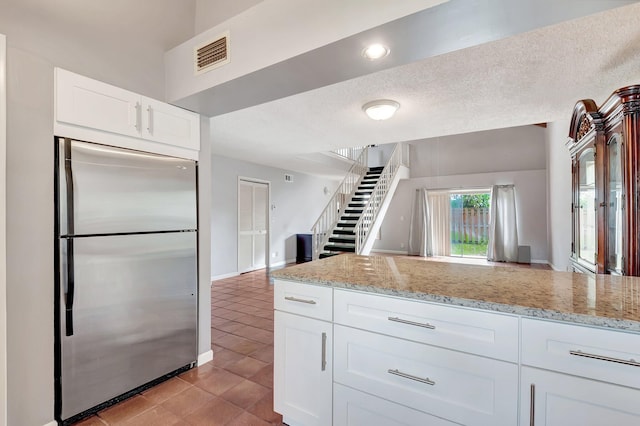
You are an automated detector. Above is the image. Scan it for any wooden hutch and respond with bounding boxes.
[567,85,640,275]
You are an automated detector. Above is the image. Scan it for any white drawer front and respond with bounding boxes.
[334,289,519,362]
[334,383,460,426]
[334,325,518,426]
[521,318,640,390]
[274,279,332,321]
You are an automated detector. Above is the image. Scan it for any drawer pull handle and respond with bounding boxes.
[321,332,327,371]
[387,369,435,386]
[530,384,535,426]
[388,316,435,329]
[284,296,317,305]
[569,350,640,367]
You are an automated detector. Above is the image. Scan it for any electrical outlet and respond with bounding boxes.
[272,252,278,258]
[400,243,405,249]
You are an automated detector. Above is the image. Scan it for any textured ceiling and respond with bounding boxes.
[209,2,640,176]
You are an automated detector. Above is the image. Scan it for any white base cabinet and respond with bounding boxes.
[521,367,640,426]
[274,281,640,426]
[274,311,332,426]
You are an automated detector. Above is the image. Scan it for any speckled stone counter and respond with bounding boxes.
[271,254,640,332]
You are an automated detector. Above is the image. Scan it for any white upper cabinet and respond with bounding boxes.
[55,68,200,160]
[141,96,199,151]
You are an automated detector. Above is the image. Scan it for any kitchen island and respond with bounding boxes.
[271,254,640,426]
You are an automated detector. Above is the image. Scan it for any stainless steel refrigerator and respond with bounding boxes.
[54,137,198,423]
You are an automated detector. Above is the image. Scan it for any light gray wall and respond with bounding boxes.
[0,5,211,423]
[409,125,546,177]
[198,117,212,355]
[374,125,548,262]
[6,47,55,426]
[211,155,338,278]
[545,119,572,271]
[195,0,264,34]
[0,0,195,100]
[375,170,548,261]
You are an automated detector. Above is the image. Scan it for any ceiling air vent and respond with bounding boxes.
[194,31,230,75]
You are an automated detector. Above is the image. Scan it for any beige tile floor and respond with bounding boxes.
[74,269,282,426]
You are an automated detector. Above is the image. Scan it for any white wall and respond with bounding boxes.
[211,155,338,278]
[0,32,7,426]
[0,0,195,100]
[6,47,55,426]
[545,119,572,271]
[409,125,546,177]
[195,0,264,34]
[374,125,548,262]
[166,0,446,102]
[375,171,548,261]
[0,4,211,424]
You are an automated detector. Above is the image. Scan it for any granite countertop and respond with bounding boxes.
[271,254,640,332]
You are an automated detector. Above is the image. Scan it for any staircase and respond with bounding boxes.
[311,143,410,260]
[320,166,384,258]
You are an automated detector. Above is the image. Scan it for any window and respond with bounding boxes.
[449,191,491,258]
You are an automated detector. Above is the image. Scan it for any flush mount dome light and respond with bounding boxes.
[362,44,390,60]
[362,100,400,120]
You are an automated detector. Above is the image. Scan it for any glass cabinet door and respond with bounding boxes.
[578,149,596,266]
[607,134,624,273]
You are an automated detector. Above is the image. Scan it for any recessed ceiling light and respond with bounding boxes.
[362,44,390,60]
[362,100,400,120]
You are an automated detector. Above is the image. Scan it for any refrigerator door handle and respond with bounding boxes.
[65,238,75,336]
[63,138,75,336]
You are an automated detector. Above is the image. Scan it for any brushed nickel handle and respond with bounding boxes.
[284,296,317,305]
[131,102,141,131]
[321,332,327,371]
[569,349,640,367]
[530,384,535,426]
[146,105,153,133]
[388,316,435,329]
[387,369,435,386]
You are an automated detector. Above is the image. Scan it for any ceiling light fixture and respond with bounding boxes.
[362,44,390,60]
[362,100,400,120]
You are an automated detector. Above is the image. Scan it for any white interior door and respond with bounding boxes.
[238,179,269,273]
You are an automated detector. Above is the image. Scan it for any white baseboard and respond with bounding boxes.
[548,262,569,272]
[211,272,240,282]
[197,349,213,366]
[371,249,409,255]
[269,260,286,268]
[530,259,549,265]
[43,421,58,426]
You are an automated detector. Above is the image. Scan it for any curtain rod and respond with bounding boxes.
[416,186,493,193]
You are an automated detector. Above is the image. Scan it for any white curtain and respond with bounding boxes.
[408,188,432,256]
[487,185,518,262]
[429,192,451,256]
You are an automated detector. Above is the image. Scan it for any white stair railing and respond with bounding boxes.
[332,146,365,162]
[312,147,369,259]
[354,143,409,254]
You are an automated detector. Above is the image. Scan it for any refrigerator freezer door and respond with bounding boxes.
[58,138,197,236]
[60,232,197,420]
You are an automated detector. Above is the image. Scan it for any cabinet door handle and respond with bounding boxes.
[321,332,327,371]
[387,369,435,386]
[131,102,140,131]
[146,105,153,133]
[284,296,316,305]
[569,349,640,367]
[530,384,535,426]
[388,316,435,329]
